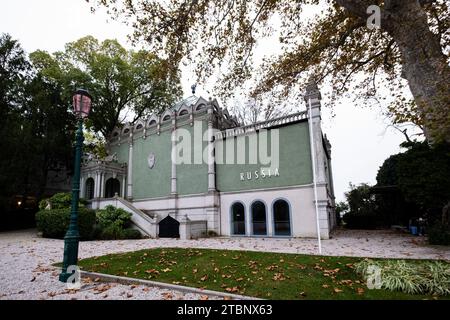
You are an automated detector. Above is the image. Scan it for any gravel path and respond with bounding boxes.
[0,228,448,300]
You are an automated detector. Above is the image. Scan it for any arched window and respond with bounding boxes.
[179,109,188,116]
[195,104,205,111]
[135,123,143,130]
[105,178,120,198]
[251,201,267,235]
[162,115,171,121]
[85,178,94,200]
[148,119,157,126]
[273,199,291,236]
[231,202,245,235]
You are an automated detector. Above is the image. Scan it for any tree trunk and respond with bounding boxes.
[382,0,450,143]
[338,0,450,143]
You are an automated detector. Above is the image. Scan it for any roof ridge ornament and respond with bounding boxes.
[191,83,197,95]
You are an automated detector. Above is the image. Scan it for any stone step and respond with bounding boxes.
[142,210,156,219]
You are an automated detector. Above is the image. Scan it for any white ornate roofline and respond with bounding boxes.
[214,111,308,140]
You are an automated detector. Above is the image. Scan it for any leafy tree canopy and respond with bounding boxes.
[376,141,450,219]
[30,36,182,137]
[0,34,75,203]
[92,0,450,142]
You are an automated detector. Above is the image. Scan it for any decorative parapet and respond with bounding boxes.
[214,111,308,140]
[106,95,239,146]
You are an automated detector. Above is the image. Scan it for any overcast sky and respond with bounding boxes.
[1,0,413,202]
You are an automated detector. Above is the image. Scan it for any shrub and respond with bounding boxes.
[428,223,450,245]
[39,192,87,210]
[355,259,450,296]
[96,205,132,230]
[95,205,140,240]
[36,207,96,239]
[123,228,142,239]
[99,224,125,240]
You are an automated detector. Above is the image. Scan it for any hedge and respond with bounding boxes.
[35,207,96,239]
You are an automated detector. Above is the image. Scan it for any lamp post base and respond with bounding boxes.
[59,233,80,283]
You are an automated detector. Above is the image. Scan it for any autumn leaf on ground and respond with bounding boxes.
[299,292,307,297]
[356,288,365,295]
[145,269,159,275]
[214,267,220,273]
[322,284,329,288]
[272,273,286,281]
[200,275,208,281]
[334,288,343,293]
[162,268,172,273]
[225,287,239,293]
[235,277,244,282]
[162,292,173,300]
[192,268,198,273]
[266,265,278,271]
[200,295,209,300]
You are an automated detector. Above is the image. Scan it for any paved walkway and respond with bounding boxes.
[0,228,448,300]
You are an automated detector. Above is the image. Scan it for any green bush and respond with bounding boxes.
[355,259,450,296]
[36,207,96,239]
[95,205,139,240]
[99,224,125,240]
[123,228,142,239]
[96,205,132,230]
[428,223,450,245]
[39,192,87,210]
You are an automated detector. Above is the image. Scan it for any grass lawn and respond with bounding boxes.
[76,248,449,300]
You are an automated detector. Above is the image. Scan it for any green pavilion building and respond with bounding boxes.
[81,81,336,239]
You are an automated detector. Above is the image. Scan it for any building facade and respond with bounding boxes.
[81,81,336,239]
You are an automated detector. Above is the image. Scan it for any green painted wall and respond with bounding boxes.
[132,131,172,199]
[107,120,312,198]
[216,122,312,192]
[109,142,129,164]
[176,122,209,195]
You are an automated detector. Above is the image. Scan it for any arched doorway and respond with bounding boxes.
[231,202,246,235]
[251,201,267,235]
[85,178,95,200]
[158,215,180,238]
[105,178,120,198]
[273,199,291,236]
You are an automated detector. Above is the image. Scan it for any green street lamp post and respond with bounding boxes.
[59,89,92,283]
